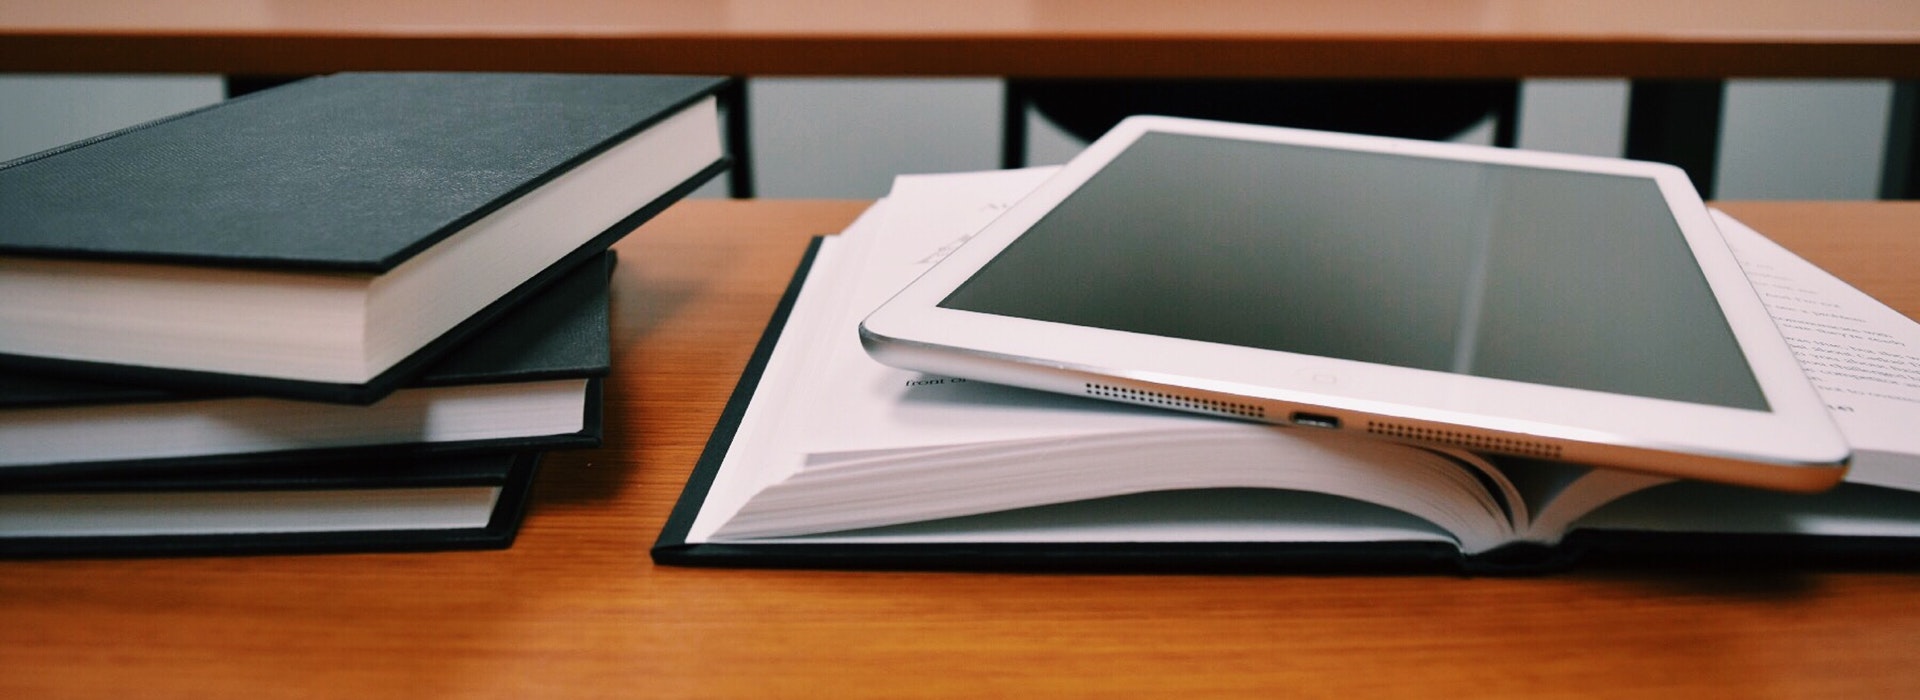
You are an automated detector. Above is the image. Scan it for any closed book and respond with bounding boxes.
[0,451,544,558]
[0,253,615,476]
[0,72,726,403]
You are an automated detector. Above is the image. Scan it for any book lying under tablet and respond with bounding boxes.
[0,451,542,558]
[653,169,1920,573]
[0,72,725,403]
[0,253,612,476]
[862,118,1847,492]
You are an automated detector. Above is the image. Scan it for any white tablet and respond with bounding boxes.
[861,116,1850,492]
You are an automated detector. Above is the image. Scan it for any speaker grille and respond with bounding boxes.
[1366,421,1562,459]
[1085,383,1266,419]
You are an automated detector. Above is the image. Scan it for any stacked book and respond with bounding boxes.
[1,73,730,556]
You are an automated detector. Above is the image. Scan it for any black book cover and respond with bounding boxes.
[648,241,1920,575]
[0,72,728,403]
[0,451,544,558]
[1,73,723,269]
[0,254,614,475]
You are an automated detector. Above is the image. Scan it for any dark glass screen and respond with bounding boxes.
[940,132,1769,410]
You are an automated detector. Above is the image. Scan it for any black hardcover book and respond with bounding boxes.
[0,451,544,558]
[0,254,615,477]
[651,236,1920,574]
[0,72,727,403]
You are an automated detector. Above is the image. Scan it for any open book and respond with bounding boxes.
[654,169,1920,572]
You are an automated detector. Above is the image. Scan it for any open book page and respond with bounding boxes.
[760,488,1472,547]
[1714,210,1920,489]
[721,425,1520,553]
[683,208,879,543]
[692,171,1222,543]
[689,169,1530,552]
[794,168,1225,456]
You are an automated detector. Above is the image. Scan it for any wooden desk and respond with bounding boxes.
[3,199,1919,698]
[1,1,1918,77]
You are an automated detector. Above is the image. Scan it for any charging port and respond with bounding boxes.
[1290,412,1341,429]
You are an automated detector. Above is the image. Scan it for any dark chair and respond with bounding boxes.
[1002,79,1520,168]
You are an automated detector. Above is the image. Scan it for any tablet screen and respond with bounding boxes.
[939,132,1769,411]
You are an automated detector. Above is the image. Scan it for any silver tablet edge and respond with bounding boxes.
[860,322,1850,494]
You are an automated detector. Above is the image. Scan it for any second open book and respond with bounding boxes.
[654,169,1920,571]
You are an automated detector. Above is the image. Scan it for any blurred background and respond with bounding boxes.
[0,75,1897,200]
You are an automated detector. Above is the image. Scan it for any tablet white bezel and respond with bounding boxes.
[861,117,1848,491]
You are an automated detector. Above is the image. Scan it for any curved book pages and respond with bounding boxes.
[713,423,1668,557]
[654,170,1920,573]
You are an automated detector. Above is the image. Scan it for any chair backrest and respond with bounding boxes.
[1005,79,1519,168]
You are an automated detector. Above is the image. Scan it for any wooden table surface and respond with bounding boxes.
[3,199,1919,698]
[3,0,1919,77]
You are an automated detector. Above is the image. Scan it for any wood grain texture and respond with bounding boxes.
[1,1,1917,77]
[3,199,1919,699]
